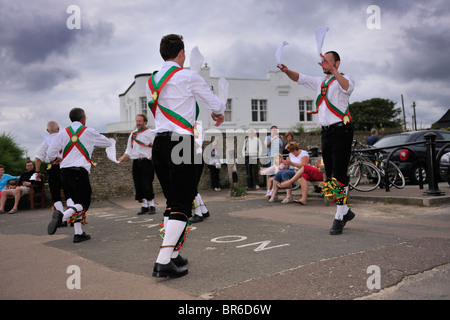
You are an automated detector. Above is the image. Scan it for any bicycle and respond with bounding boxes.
[348,140,405,192]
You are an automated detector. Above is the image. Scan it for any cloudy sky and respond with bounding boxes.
[1,0,449,159]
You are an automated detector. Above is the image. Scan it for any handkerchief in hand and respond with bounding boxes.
[276,41,289,67]
[190,46,204,73]
[218,77,229,104]
[106,138,119,163]
[315,27,329,60]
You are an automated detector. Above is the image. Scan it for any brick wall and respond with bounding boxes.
[89,131,370,201]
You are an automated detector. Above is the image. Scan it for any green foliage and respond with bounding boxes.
[0,132,26,175]
[349,98,402,131]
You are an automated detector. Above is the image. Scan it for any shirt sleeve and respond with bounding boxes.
[189,72,226,115]
[35,141,48,161]
[298,74,322,92]
[340,74,355,95]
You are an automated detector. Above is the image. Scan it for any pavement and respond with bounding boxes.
[1,182,449,307]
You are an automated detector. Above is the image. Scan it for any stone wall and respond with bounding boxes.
[89,131,371,201]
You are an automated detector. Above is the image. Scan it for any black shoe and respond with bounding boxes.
[202,211,210,218]
[152,261,188,278]
[330,219,343,235]
[73,232,91,243]
[191,215,203,223]
[137,206,149,215]
[342,209,355,227]
[61,221,68,228]
[171,254,188,267]
[148,206,156,215]
[48,210,63,235]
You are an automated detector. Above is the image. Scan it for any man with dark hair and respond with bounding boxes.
[278,51,356,235]
[147,34,225,277]
[118,113,156,215]
[46,107,111,243]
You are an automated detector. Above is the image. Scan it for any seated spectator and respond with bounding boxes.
[0,161,38,214]
[259,153,286,198]
[269,142,309,204]
[367,129,379,146]
[278,159,324,205]
[0,165,20,199]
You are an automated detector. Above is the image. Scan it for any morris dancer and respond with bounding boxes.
[46,108,112,243]
[118,113,156,215]
[278,51,356,235]
[147,34,225,277]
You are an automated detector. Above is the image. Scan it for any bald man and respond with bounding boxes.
[35,121,66,213]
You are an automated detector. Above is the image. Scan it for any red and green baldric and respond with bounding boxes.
[310,74,351,124]
[63,126,95,166]
[147,66,199,134]
[132,128,152,148]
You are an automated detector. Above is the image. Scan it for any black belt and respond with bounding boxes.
[156,132,172,137]
[322,122,347,130]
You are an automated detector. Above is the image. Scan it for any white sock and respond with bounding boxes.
[62,204,83,221]
[53,201,64,212]
[156,219,187,264]
[196,194,208,214]
[194,206,202,217]
[142,199,148,208]
[66,198,75,207]
[149,199,154,207]
[335,205,347,221]
[74,222,83,235]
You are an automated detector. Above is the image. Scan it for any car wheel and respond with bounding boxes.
[411,165,427,184]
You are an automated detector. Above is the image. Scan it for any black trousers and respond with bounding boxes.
[245,155,260,188]
[61,167,92,211]
[321,123,354,186]
[132,158,155,201]
[152,133,196,220]
[208,165,221,189]
[46,164,65,202]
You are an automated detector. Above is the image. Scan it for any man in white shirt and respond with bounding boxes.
[278,51,356,235]
[46,108,112,243]
[35,121,66,214]
[147,34,225,278]
[118,113,156,215]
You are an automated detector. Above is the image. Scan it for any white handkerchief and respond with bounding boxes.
[190,46,204,73]
[106,138,119,163]
[315,27,329,59]
[218,77,229,104]
[276,41,289,67]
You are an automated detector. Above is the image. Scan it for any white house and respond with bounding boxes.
[106,65,320,134]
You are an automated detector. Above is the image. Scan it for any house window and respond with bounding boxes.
[140,97,148,115]
[225,99,232,122]
[252,99,267,122]
[299,100,313,122]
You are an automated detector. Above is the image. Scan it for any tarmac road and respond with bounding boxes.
[1,184,449,304]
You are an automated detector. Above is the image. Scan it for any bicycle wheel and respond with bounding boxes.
[381,160,405,189]
[348,161,381,192]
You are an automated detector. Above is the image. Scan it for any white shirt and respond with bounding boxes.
[146,61,225,135]
[194,122,205,155]
[242,136,263,158]
[124,127,155,159]
[35,133,60,163]
[47,121,111,173]
[289,150,309,170]
[298,73,355,126]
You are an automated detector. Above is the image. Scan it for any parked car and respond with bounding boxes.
[440,152,450,185]
[372,130,450,184]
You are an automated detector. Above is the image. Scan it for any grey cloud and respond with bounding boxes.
[25,66,78,92]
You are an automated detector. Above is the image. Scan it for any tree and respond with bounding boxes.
[349,98,402,131]
[0,132,26,175]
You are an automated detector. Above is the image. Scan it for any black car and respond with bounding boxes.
[372,130,450,184]
[440,152,450,185]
